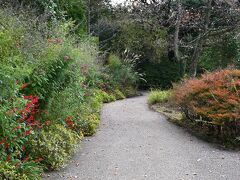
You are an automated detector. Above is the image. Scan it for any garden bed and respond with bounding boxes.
[151,102,240,150]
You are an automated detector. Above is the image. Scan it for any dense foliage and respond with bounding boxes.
[29,124,81,170]
[95,0,240,88]
[1,0,240,178]
[0,4,140,178]
[173,69,240,143]
[1,0,87,34]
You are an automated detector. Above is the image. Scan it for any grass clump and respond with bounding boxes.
[148,90,171,105]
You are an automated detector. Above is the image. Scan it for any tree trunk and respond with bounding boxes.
[189,0,212,77]
[189,37,203,77]
[174,0,184,77]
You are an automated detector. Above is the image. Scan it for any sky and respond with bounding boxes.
[111,0,126,5]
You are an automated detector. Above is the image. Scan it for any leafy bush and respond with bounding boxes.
[1,162,28,180]
[99,17,180,89]
[106,20,167,66]
[199,35,240,71]
[0,161,43,180]
[173,69,240,141]
[46,84,85,125]
[77,113,101,136]
[122,86,139,98]
[148,90,171,105]
[97,90,116,103]
[0,93,48,179]
[0,4,141,179]
[106,53,142,93]
[114,89,125,100]
[0,10,87,174]
[139,58,181,89]
[29,124,81,170]
[1,0,87,34]
[44,42,110,128]
[74,96,102,136]
[48,99,101,137]
[0,8,77,101]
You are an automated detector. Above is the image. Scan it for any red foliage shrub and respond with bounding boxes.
[0,95,49,163]
[174,69,240,124]
[65,116,75,129]
[173,69,240,127]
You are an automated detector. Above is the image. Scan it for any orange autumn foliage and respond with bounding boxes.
[173,69,240,126]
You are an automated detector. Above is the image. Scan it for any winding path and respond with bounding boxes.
[46,95,240,180]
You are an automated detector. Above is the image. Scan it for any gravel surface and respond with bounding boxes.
[46,95,240,180]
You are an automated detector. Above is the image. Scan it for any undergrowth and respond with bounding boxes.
[0,6,140,179]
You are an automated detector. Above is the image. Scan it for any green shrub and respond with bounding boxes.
[0,94,45,180]
[24,42,74,100]
[0,162,28,180]
[90,98,102,113]
[108,54,122,68]
[148,90,171,105]
[199,35,240,71]
[77,95,102,135]
[122,86,138,98]
[0,8,80,101]
[0,9,33,99]
[139,58,181,89]
[46,88,103,135]
[114,89,125,100]
[29,124,81,170]
[0,5,141,178]
[46,84,86,124]
[19,0,87,34]
[0,161,42,180]
[97,90,116,103]
[106,53,141,93]
[78,113,100,136]
[43,37,102,120]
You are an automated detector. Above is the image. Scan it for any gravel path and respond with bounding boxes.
[46,95,240,180]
